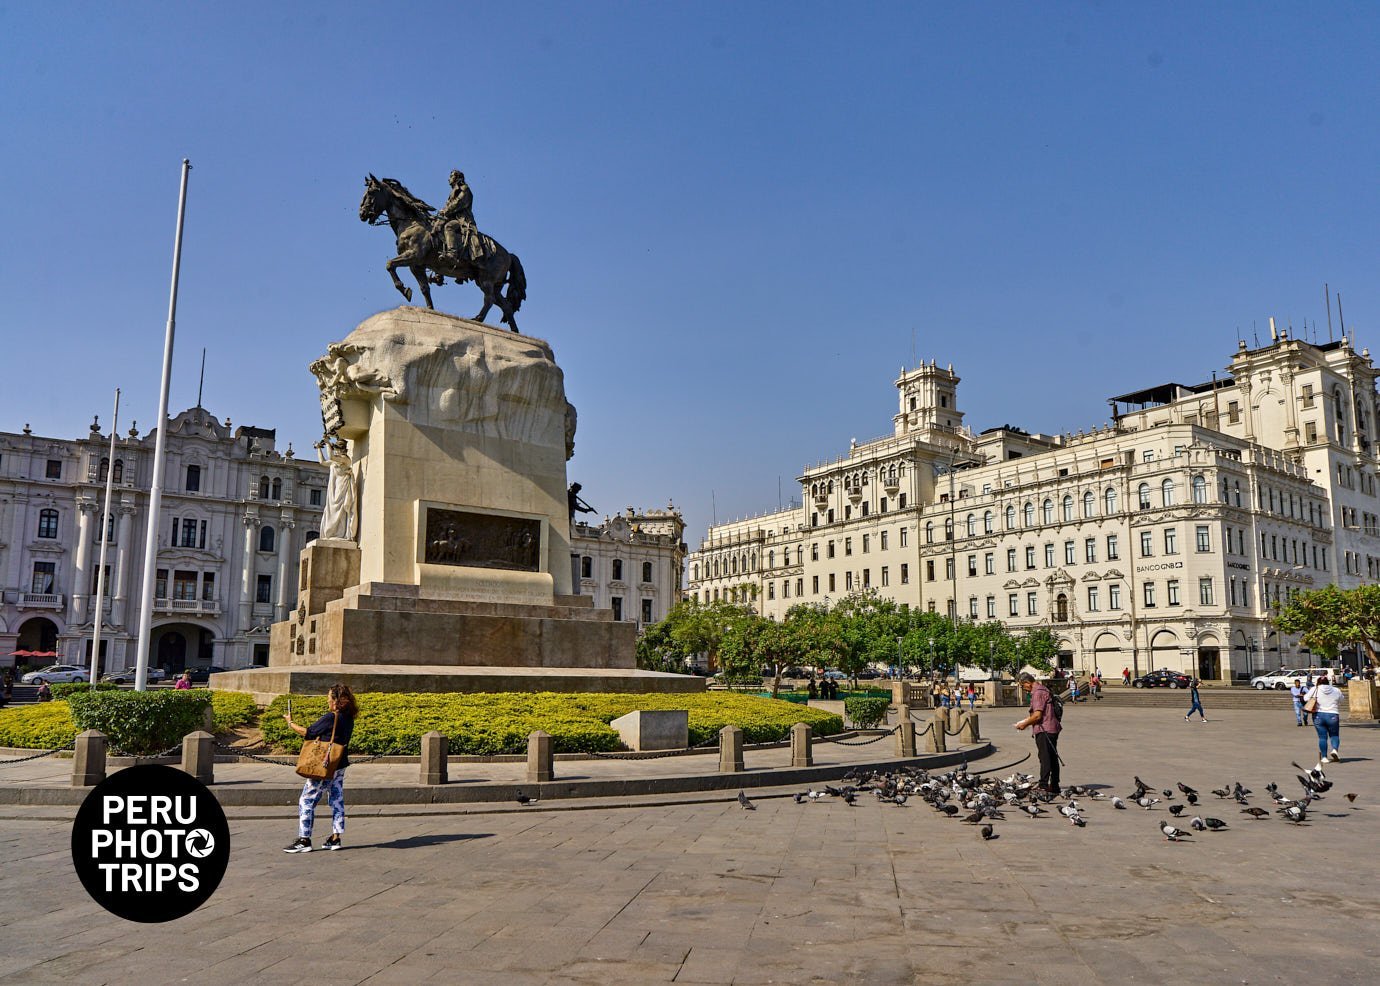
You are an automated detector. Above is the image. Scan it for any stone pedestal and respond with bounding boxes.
[212,308,703,700]
[527,730,554,783]
[420,731,448,785]
[610,710,688,751]
[790,722,813,767]
[1348,680,1379,722]
[72,729,106,787]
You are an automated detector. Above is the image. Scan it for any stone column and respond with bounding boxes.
[181,730,215,784]
[526,730,553,783]
[718,725,744,773]
[420,731,449,784]
[239,515,258,632]
[896,705,916,757]
[111,505,134,627]
[71,499,95,624]
[274,520,295,622]
[72,729,107,787]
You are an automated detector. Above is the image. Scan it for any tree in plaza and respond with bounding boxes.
[830,590,909,684]
[656,598,757,675]
[634,618,695,674]
[1015,626,1059,672]
[1273,583,1380,664]
[719,613,796,690]
[779,603,847,695]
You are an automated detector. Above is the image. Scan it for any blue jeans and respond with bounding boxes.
[1292,699,1305,725]
[298,769,347,838]
[1187,695,1205,719]
[1313,713,1340,759]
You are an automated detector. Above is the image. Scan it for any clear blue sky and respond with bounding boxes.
[4,2,1378,548]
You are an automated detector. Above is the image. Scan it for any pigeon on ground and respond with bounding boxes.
[738,791,756,810]
[1168,805,1185,817]
[1189,816,1206,831]
[980,824,995,840]
[1137,796,1160,810]
[1185,792,1199,806]
[793,793,806,804]
[1211,787,1231,799]
[1160,820,1189,841]
[1279,804,1307,824]
[1345,793,1358,804]
[1162,789,1174,799]
[1241,807,1270,819]
[1203,818,1228,830]
[962,810,985,824]
[1178,782,1198,798]
[1111,797,1127,810]
[1020,804,1044,818]
[515,793,538,805]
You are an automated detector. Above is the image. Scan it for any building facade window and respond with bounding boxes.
[1084,538,1097,563]
[1008,593,1019,617]
[641,599,653,623]
[1109,584,1121,609]
[642,561,653,582]
[1143,582,1156,608]
[1137,484,1151,510]
[1166,579,1180,606]
[186,464,201,492]
[1163,528,1177,554]
[581,556,593,578]
[1087,586,1099,611]
[612,559,623,581]
[31,561,56,594]
[611,597,623,621]
[1106,534,1119,560]
[899,564,908,584]
[1195,525,1211,552]
[1139,531,1153,557]
[1064,541,1076,565]
[37,508,59,539]
[256,574,272,603]
[1199,577,1214,606]
[1026,591,1038,616]
[259,525,276,553]
[45,459,62,479]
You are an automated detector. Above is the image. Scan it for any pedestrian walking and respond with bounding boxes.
[174,671,193,690]
[1090,670,1103,701]
[1303,674,1344,763]
[1290,679,1308,726]
[1015,672,1062,795]
[1184,677,1207,722]
[1122,666,1132,686]
[283,683,358,853]
[965,683,976,712]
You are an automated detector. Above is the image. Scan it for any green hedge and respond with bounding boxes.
[844,696,890,728]
[68,690,213,755]
[260,691,845,756]
[210,690,258,731]
[0,702,76,750]
[50,681,122,700]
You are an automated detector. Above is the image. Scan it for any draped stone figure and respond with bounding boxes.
[316,439,356,541]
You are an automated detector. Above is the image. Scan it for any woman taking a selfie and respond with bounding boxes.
[282,684,358,853]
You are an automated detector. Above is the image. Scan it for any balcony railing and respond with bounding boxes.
[153,598,222,616]
[19,592,64,609]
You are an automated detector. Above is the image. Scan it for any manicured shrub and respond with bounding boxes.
[50,681,122,700]
[843,696,890,729]
[258,691,844,756]
[0,703,76,750]
[68,689,213,755]
[210,690,258,732]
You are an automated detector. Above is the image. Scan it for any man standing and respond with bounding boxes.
[1015,672,1061,795]
[1289,678,1308,726]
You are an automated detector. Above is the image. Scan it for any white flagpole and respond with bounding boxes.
[89,388,120,686]
[134,159,191,692]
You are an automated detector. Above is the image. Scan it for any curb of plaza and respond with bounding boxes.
[0,740,994,808]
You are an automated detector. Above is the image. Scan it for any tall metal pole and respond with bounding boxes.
[89,389,120,686]
[133,159,191,692]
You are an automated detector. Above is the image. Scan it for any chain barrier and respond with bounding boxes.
[587,735,721,760]
[817,725,899,747]
[112,743,186,761]
[0,741,75,765]
[213,741,296,766]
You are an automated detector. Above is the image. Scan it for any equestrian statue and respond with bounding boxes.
[359,170,527,332]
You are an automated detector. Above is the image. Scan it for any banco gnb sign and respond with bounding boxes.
[71,764,230,922]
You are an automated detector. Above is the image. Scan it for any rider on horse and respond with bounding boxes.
[436,170,487,268]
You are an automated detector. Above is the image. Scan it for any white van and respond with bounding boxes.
[1249,668,1333,690]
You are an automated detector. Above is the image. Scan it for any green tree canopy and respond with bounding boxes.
[1273,584,1380,663]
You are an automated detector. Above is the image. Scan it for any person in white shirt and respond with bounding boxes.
[1304,674,1344,763]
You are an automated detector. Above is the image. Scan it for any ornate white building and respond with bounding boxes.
[687,331,1380,681]
[0,407,327,674]
[571,504,686,628]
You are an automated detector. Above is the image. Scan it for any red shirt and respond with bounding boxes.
[1029,683,1061,735]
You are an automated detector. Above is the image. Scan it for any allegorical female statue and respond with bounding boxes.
[316,438,356,541]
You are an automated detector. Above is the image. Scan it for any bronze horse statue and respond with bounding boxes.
[358,175,527,332]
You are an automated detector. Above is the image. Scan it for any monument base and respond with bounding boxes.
[209,663,704,704]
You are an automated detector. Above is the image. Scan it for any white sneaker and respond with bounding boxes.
[1328,749,1340,762]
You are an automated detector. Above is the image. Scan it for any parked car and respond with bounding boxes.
[1249,668,1334,690]
[1131,669,1192,689]
[101,667,168,685]
[185,665,229,684]
[21,664,90,685]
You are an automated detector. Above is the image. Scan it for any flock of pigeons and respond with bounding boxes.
[737,759,1358,842]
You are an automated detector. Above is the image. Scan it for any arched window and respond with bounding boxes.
[944,517,954,540]
[1042,499,1054,524]
[1005,505,1016,530]
[1233,481,1241,506]
[768,550,775,569]
[1161,478,1175,507]
[613,559,624,581]
[37,508,59,539]
[271,478,282,500]
[112,459,123,483]
[1335,388,1346,443]
[983,510,994,534]
[1083,491,1095,517]
[258,477,270,499]
[730,556,737,575]
[1023,502,1035,526]
[642,561,653,582]
[1062,495,1074,522]
[1055,593,1069,622]
[305,530,319,543]
[1137,483,1151,510]
[258,525,276,553]
[692,562,700,581]
[925,522,934,543]
[185,464,201,493]
[1191,475,1207,504]
[965,513,976,537]
[98,457,110,481]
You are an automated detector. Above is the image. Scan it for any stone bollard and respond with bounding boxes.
[420,731,449,785]
[72,729,107,787]
[182,730,215,784]
[897,705,916,758]
[719,725,744,773]
[790,722,813,767]
[1347,680,1380,722]
[925,710,947,753]
[527,730,554,784]
[957,711,980,744]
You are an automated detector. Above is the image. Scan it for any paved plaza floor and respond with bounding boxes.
[2,705,1377,984]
